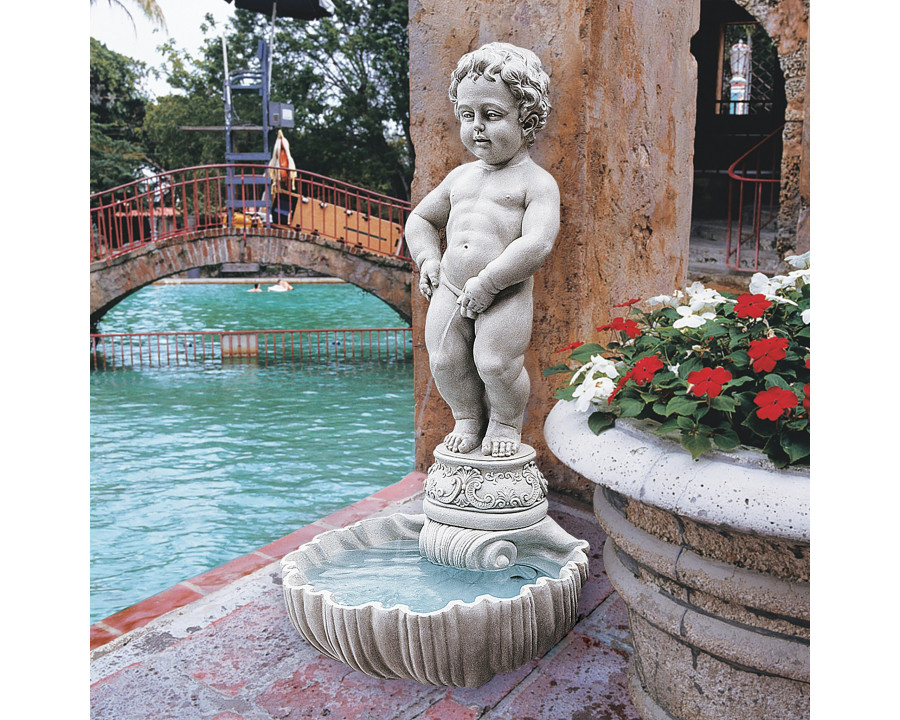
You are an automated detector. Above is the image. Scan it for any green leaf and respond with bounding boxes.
[554,385,577,401]
[712,426,741,450]
[710,395,736,412]
[568,343,607,362]
[666,396,700,416]
[704,322,729,338]
[678,357,704,379]
[681,432,712,460]
[741,410,776,438]
[763,435,791,468]
[587,411,616,434]
[542,364,572,377]
[780,429,810,463]
[725,375,754,389]
[726,350,750,369]
[764,374,791,390]
[654,417,681,435]
[618,397,645,418]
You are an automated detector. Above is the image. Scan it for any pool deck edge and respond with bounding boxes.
[90,471,427,651]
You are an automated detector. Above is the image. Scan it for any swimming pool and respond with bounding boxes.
[90,282,414,624]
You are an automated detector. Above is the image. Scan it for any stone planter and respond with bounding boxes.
[544,401,809,720]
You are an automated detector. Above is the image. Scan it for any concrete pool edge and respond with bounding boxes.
[90,471,427,651]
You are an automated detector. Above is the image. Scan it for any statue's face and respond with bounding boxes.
[455,76,526,166]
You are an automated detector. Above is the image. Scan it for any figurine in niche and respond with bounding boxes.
[406,42,560,458]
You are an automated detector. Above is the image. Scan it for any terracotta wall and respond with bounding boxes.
[408,0,700,500]
[732,0,809,254]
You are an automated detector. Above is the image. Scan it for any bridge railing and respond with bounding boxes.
[90,164,413,266]
[90,327,413,370]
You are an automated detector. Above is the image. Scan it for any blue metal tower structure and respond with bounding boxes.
[221,1,333,222]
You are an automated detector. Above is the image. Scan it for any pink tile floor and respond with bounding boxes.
[90,474,640,719]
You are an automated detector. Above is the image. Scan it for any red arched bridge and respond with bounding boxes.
[90,164,414,327]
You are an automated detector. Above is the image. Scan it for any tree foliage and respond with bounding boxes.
[91,2,412,200]
[90,0,167,32]
[90,37,151,192]
[146,1,412,198]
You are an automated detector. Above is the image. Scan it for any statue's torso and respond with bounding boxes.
[442,160,533,287]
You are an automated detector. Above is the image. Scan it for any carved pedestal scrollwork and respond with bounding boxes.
[424,443,547,512]
[422,442,550,544]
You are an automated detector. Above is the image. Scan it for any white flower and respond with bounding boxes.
[784,252,810,270]
[572,376,618,412]
[783,268,810,289]
[647,291,684,308]
[683,282,728,316]
[667,363,680,375]
[685,282,727,305]
[570,355,621,412]
[749,272,799,306]
[570,354,619,385]
[673,306,715,329]
[801,308,810,324]
[749,272,781,297]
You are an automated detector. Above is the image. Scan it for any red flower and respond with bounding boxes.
[607,355,663,403]
[613,298,642,308]
[555,341,584,354]
[687,367,733,398]
[607,375,629,403]
[597,317,642,339]
[747,337,789,373]
[631,355,664,385]
[734,293,772,319]
[802,383,810,412]
[753,387,799,421]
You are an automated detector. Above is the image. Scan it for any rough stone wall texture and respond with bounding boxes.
[409,0,700,499]
[796,58,810,255]
[733,0,809,255]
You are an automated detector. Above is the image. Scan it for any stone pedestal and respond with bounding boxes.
[423,444,548,529]
[421,443,582,571]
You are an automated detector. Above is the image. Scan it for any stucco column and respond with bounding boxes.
[409,0,700,499]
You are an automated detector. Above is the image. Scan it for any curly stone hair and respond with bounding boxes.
[448,42,552,148]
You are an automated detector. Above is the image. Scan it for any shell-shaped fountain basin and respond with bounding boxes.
[281,512,589,687]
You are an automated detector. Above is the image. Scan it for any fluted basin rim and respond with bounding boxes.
[281,511,589,687]
[281,512,588,615]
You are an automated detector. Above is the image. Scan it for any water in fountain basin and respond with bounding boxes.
[302,540,561,613]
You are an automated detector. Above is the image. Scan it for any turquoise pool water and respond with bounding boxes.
[91,282,414,624]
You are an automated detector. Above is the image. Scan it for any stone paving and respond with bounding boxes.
[90,475,640,720]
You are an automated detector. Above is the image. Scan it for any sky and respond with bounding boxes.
[90,0,236,97]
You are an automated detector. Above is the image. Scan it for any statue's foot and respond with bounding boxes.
[444,419,484,454]
[481,419,521,458]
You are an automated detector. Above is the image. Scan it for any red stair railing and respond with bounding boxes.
[725,124,784,272]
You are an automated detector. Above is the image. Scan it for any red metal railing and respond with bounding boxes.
[90,327,413,370]
[725,124,784,272]
[90,164,412,265]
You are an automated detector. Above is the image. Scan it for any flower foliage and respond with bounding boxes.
[544,254,810,467]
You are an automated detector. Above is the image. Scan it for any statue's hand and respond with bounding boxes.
[419,258,441,300]
[458,275,497,319]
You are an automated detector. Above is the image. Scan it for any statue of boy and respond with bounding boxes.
[406,42,560,458]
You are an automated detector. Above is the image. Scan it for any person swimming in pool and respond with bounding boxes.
[405,42,560,458]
